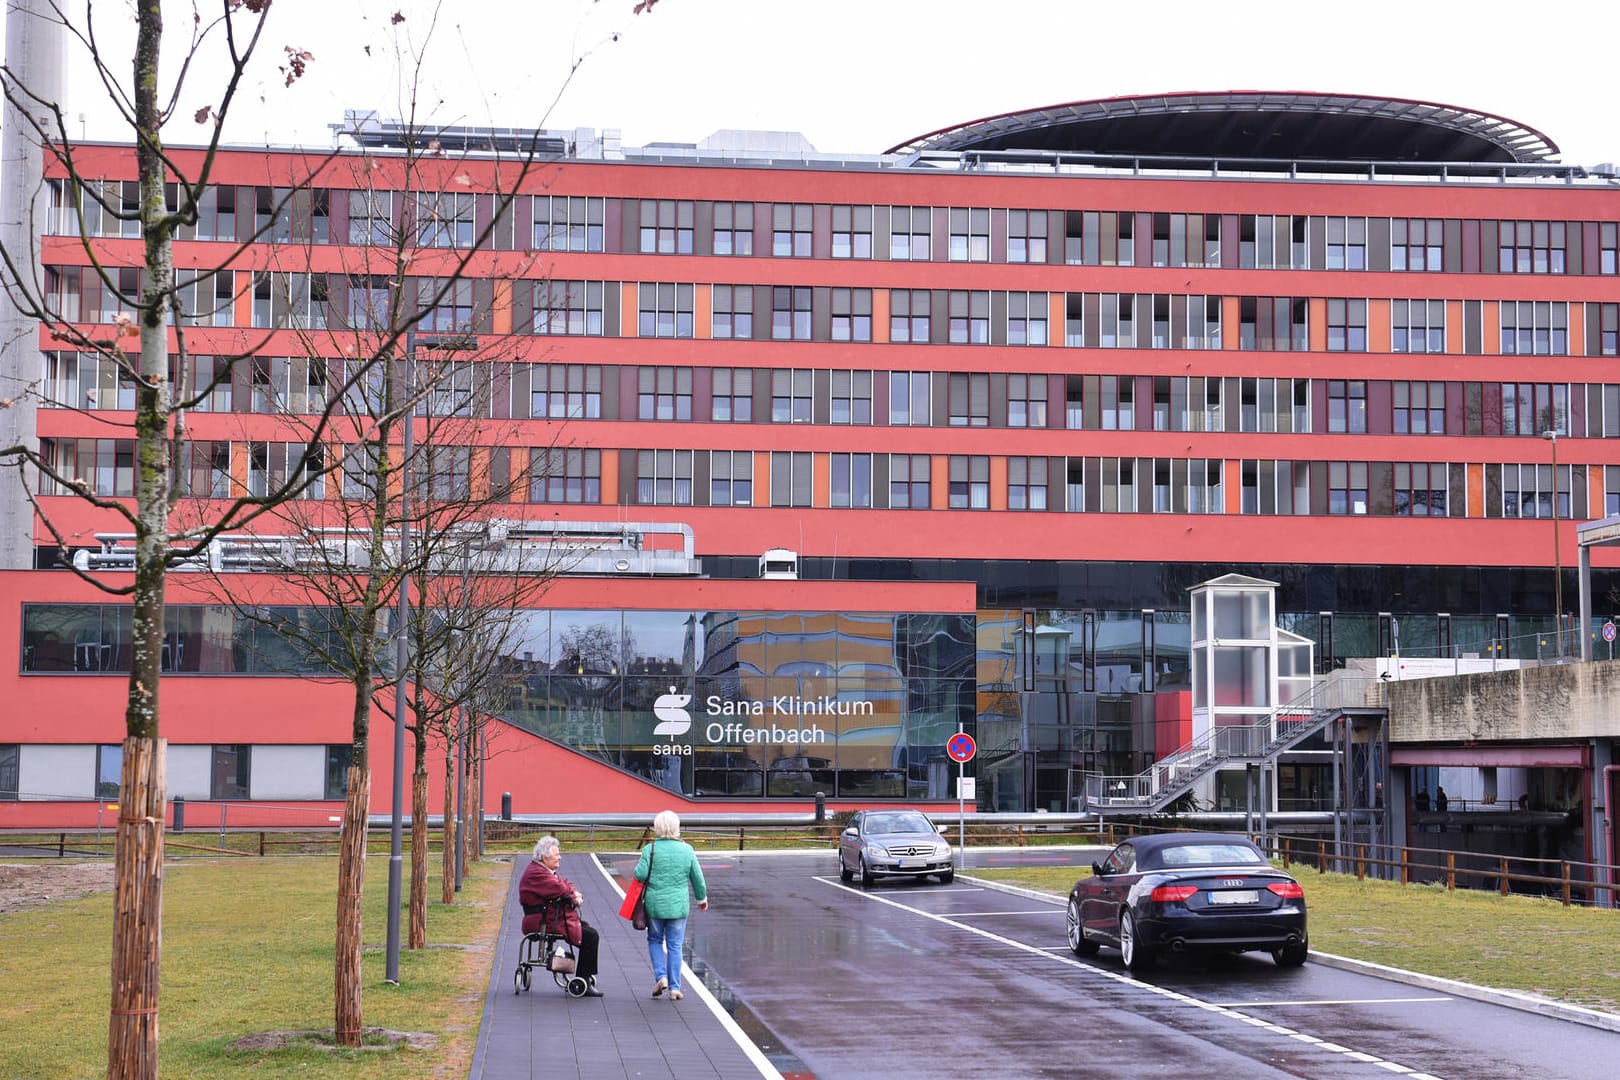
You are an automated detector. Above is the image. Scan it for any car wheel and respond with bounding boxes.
[1120,910,1155,972]
[859,856,876,888]
[839,855,854,883]
[1272,940,1308,968]
[937,868,955,884]
[1066,898,1100,956]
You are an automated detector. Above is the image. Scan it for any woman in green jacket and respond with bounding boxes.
[634,809,708,1001]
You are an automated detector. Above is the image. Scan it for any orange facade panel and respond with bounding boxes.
[1467,463,1485,518]
[1367,299,1391,354]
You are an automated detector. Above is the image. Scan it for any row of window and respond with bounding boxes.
[44,266,1620,360]
[45,353,1620,444]
[47,181,1620,276]
[37,437,1620,520]
[0,741,349,801]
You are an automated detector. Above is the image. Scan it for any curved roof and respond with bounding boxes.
[887,92,1558,164]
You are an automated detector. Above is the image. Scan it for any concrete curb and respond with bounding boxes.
[964,872,1620,1035]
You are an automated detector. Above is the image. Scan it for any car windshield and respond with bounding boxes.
[866,812,933,835]
[1153,842,1265,868]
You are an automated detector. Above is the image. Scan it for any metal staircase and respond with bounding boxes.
[1079,672,1377,815]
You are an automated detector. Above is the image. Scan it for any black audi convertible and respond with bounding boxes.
[1066,832,1308,972]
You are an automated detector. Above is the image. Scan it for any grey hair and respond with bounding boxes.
[652,809,681,839]
[534,835,561,860]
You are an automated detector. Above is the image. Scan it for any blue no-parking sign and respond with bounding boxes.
[947,732,976,763]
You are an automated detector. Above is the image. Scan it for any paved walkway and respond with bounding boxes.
[467,853,777,1080]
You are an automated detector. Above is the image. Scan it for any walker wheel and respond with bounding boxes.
[515,965,530,994]
[566,975,589,998]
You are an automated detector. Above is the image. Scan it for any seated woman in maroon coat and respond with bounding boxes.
[519,835,603,997]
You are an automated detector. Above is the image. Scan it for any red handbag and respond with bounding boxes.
[620,843,654,929]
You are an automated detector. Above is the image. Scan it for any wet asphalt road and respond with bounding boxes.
[672,848,1618,1080]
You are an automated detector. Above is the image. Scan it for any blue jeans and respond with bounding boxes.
[646,915,688,991]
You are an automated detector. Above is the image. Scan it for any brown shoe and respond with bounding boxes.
[652,977,667,998]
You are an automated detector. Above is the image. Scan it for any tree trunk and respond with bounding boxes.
[409,748,427,949]
[333,762,370,1048]
[106,737,164,1080]
[441,730,455,905]
[456,716,469,882]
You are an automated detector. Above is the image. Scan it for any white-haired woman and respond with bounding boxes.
[633,810,708,1001]
[520,835,604,997]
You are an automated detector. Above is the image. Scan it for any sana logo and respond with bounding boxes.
[652,686,693,736]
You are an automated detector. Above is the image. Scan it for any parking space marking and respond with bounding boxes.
[813,876,1451,1080]
[943,909,1066,917]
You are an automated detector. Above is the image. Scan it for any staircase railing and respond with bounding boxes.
[1080,672,1378,814]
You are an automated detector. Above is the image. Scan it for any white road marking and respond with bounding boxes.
[1218,996,1452,1008]
[940,908,1065,916]
[813,875,1449,1080]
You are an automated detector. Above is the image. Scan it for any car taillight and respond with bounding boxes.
[1150,885,1198,903]
[1266,882,1305,899]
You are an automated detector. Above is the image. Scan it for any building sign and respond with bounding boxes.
[651,686,870,755]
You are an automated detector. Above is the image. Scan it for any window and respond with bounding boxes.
[709,450,753,506]
[248,442,325,500]
[1326,298,1367,352]
[830,453,871,508]
[530,447,601,503]
[347,275,390,331]
[1327,380,1367,433]
[712,285,755,340]
[772,286,812,340]
[1498,220,1566,274]
[533,280,604,336]
[416,277,474,333]
[1499,382,1567,437]
[171,268,237,327]
[772,203,812,257]
[325,745,352,800]
[1502,462,1565,519]
[1101,375,1135,430]
[424,445,470,501]
[638,283,694,338]
[1007,374,1047,428]
[423,360,477,418]
[770,451,813,507]
[831,205,873,259]
[348,190,393,246]
[830,370,872,424]
[1325,217,1366,270]
[1393,381,1445,435]
[1008,457,1048,510]
[1099,457,1136,513]
[1007,292,1048,346]
[1598,303,1619,357]
[889,206,931,260]
[713,202,755,255]
[948,207,989,261]
[638,367,693,421]
[1100,293,1134,348]
[1392,218,1443,271]
[1608,465,1620,517]
[890,290,930,342]
[949,291,989,344]
[1601,223,1618,276]
[93,744,122,798]
[948,455,989,508]
[414,191,474,248]
[1240,214,1304,269]
[830,288,871,342]
[1392,299,1445,354]
[533,195,604,252]
[947,373,989,427]
[1328,462,1369,515]
[639,199,694,254]
[531,364,602,419]
[180,439,233,499]
[712,367,753,421]
[889,372,930,426]
[636,449,693,505]
[211,744,250,799]
[1238,296,1308,351]
[0,744,18,800]
[1499,301,1567,355]
[1394,462,1448,516]
[1007,209,1047,263]
[770,368,813,423]
[889,454,931,508]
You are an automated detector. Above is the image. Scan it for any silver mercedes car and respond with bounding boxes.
[837,809,955,886]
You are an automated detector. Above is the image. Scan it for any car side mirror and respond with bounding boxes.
[842,828,857,838]
[1092,861,1107,876]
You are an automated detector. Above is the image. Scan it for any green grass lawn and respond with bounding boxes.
[969,864,1620,1013]
[0,856,506,1080]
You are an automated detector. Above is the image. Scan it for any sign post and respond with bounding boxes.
[947,728,977,859]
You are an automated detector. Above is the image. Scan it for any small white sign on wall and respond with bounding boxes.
[957,777,976,801]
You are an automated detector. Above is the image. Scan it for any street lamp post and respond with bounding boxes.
[386,332,476,985]
[1542,429,1563,658]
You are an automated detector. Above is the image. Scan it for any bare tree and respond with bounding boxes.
[0,1,658,1065]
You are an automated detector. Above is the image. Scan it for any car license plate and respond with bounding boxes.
[897,860,908,868]
[1209,890,1258,905]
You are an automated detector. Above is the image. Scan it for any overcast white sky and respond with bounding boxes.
[50,0,1620,164]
